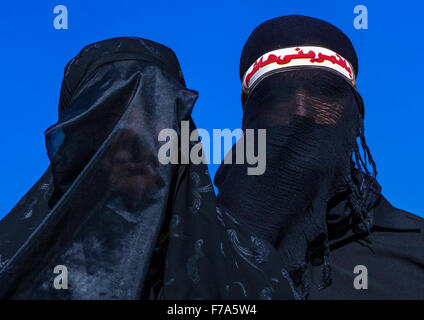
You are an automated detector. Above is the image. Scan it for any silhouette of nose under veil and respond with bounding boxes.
[215,70,378,295]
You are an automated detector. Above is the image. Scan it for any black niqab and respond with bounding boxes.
[0,37,296,300]
[215,70,381,296]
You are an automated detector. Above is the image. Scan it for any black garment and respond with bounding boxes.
[309,196,424,299]
[215,69,424,299]
[216,70,375,296]
[217,150,424,299]
[215,14,423,299]
[0,38,295,300]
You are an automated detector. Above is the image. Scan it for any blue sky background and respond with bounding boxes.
[0,0,422,220]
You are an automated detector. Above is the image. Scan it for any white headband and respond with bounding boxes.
[242,46,356,94]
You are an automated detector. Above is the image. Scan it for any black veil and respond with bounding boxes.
[0,38,295,300]
[215,70,381,296]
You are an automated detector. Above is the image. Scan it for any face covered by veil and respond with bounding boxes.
[0,37,296,300]
[214,15,383,298]
[215,70,381,297]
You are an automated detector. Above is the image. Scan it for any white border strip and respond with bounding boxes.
[242,46,356,93]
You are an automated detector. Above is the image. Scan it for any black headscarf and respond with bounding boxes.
[0,37,295,299]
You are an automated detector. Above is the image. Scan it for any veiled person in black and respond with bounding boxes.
[0,37,296,299]
[215,15,424,299]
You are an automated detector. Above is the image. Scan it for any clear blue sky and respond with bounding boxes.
[0,0,422,219]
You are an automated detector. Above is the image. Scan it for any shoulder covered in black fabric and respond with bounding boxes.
[373,195,424,231]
